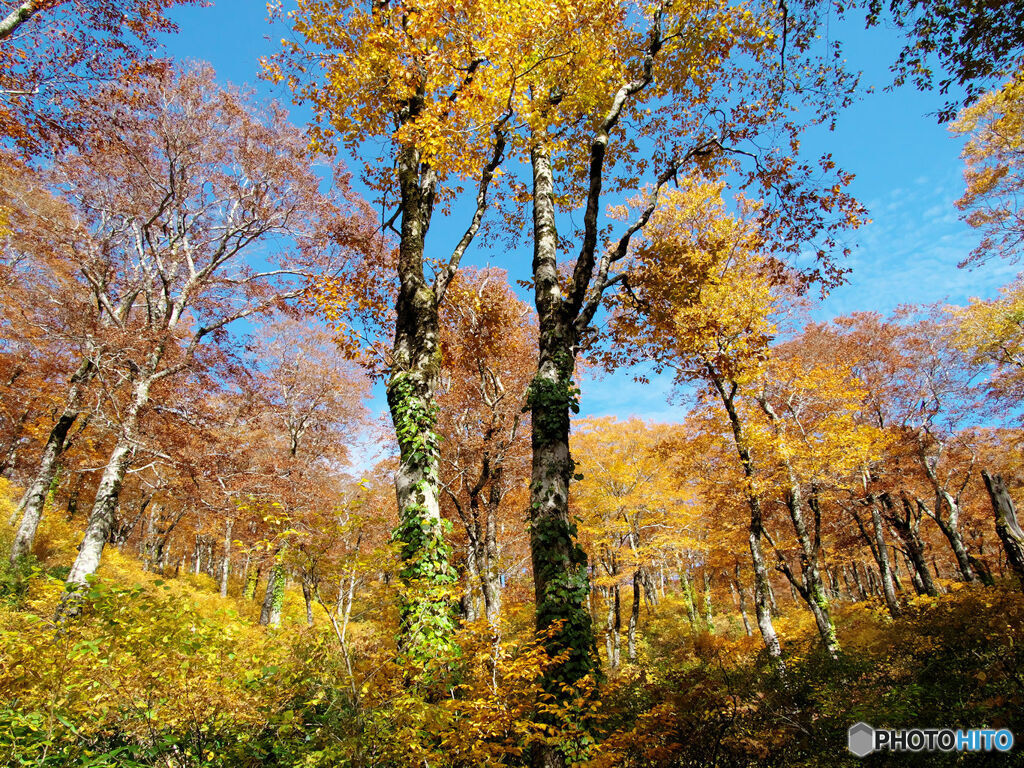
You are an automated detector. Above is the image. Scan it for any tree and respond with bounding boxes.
[951,69,1024,264]
[2,159,111,565]
[436,269,533,632]
[0,0,203,153]
[826,310,986,585]
[952,280,1024,407]
[243,317,371,626]
[573,417,694,666]
[46,65,372,614]
[982,470,1024,591]
[499,0,861,718]
[269,0,520,671]
[0,164,82,487]
[860,0,1024,122]
[608,183,794,669]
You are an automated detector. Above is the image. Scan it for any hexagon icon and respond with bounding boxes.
[848,722,875,757]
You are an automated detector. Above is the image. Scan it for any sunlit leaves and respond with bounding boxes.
[952,68,1024,265]
[609,181,785,387]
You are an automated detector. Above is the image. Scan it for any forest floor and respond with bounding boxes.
[2,485,1023,767]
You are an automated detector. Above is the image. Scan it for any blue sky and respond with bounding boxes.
[159,1,1019,425]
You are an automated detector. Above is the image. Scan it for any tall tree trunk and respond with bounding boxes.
[889,547,906,594]
[702,570,714,633]
[142,504,158,571]
[220,519,232,598]
[387,146,458,667]
[982,470,1024,592]
[870,504,901,617]
[627,574,640,661]
[481,474,503,630]
[919,477,977,583]
[824,565,840,601]
[712,377,784,671]
[613,584,621,667]
[260,560,284,628]
[527,141,599,706]
[681,571,699,627]
[59,372,154,616]
[767,577,780,616]
[0,405,31,478]
[639,567,659,608]
[883,493,938,596]
[302,578,314,626]
[65,472,83,521]
[755,396,839,657]
[851,563,867,600]
[904,551,926,595]
[461,553,481,623]
[0,0,45,42]
[601,583,621,669]
[10,359,93,564]
[732,564,753,636]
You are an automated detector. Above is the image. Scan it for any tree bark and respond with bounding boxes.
[918,452,977,583]
[882,493,938,596]
[732,564,753,636]
[0,405,31,478]
[481,472,504,629]
[192,533,203,576]
[260,559,284,627]
[702,570,714,633]
[982,470,1024,592]
[851,563,867,600]
[0,0,42,42]
[302,578,314,626]
[755,396,839,657]
[527,140,599,701]
[603,585,621,669]
[934,499,977,583]
[58,372,154,616]
[871,504,901,617]
[461,553,481,623]
[220,519,232,598]
[711,377,784,670]
[10,359,93,564]
[681,571,699,627]
[386,143,460,667]
[627,574,640,661]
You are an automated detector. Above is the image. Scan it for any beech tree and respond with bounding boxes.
[268,0,520,669]
[436,269,534,632]
[41,65,373,614]
[951,71,1024,265]
[823,311,986,585]
[491,0,862,717]
[573,417,693,666]
[0,0,203,152]
[859,0,1024,122]
[3,160,111,565]
[749,346,886,657]
[952,280,1024,408]
[243,318,371,624]
[0,164,83,486]
[609,184,793,669]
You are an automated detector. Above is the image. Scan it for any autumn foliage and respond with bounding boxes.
[2,1,1024,767]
